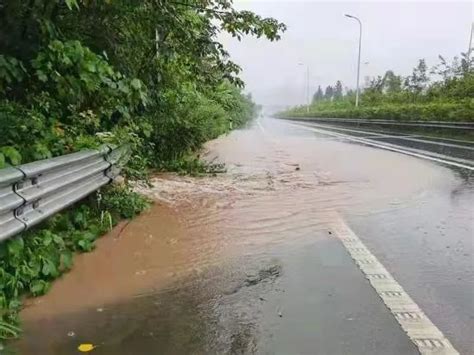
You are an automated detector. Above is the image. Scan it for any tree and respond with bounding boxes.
[0,0,286,163]
[312,85,323,103]
[432,55,452,80]
[324,85,334,100]
[362,76,384,104]
[333,80,343,100]
[405,59,429,95]
[0,1,286,89]
[459,52,474,77]
[369,76,384,92]
[383,70,402,94]
[432,54,474,80]
[345,88,355,98]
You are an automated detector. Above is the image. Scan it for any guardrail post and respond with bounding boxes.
[0,168,27,241]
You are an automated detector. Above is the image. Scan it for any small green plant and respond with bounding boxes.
[162,154,226,176]
[0,321,21,339]
[101,185,150,220]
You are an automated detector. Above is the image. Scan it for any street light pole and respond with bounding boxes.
[306,65,310,113]
[298,62,310,113]
[468,22,473,61]
[345,14,362,107]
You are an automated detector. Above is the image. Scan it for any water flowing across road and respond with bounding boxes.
[13,117,473,354]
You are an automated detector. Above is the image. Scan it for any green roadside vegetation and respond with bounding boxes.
[279,55,473,122]
[0,0,285,339]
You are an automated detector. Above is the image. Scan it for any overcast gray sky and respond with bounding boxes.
[219,0,473,107]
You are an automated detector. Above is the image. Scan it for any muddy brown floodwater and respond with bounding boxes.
[10,118,474,354]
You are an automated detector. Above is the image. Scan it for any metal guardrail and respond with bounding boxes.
[280,116,474,130]
[0,145,129,242]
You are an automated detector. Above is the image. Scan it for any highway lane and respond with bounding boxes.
[282,118,474,169]
[276,117,474,354]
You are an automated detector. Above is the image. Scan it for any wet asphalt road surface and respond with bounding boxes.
[286,118,474,166]
[12,117,474,355]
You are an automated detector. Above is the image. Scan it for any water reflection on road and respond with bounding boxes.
[14,118,473,354]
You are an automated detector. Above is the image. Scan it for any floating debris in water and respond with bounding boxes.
[78,343,96,352]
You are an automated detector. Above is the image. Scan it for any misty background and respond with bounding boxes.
[219,0,473,108]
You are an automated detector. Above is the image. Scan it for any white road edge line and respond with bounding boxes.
[296,121,474,150]
[286,122,474,171]
[330,215,459,355]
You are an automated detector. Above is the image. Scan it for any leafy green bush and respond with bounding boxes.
[281,100,473,122]
[101,186,150,220]
[163,155,226,176]
[150,82,257,167]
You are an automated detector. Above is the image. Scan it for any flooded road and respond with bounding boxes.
[13,117,473,354]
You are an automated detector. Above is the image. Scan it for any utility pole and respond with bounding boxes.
[306,65,310,114]
[345,14,362,107]
[468,22,473,61]
[298,62,310,113]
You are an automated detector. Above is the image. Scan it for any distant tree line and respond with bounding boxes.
[282,52,473,122]
[311,53,473,105]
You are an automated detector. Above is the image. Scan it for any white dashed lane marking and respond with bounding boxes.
[330,215,459,355]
